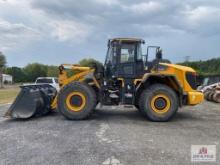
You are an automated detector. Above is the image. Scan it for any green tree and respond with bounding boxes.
[4,67,26,83]
[79,58,102,67]
[179,58,220,75]
[47,65,59,77]
[23,63,47,82]
[0,52,7,88]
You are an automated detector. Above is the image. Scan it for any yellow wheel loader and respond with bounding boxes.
[5,38,204,121]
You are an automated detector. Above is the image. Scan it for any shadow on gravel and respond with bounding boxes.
[171,112,201,122]
[1,107,202,124]
[91,109,145,120]
[1,111,60,123]
[93,108,201,123]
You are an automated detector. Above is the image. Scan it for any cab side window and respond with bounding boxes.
[137,44,142,60]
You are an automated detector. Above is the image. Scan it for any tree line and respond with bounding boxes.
[3,58,102,83]
[179,58,220,75]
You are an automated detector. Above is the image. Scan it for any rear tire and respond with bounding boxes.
[58,82,97,120]
[139,84,178,122]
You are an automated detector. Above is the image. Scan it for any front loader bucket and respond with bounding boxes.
[4,84,57,119]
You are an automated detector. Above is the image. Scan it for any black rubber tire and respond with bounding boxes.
[58,82,97,120]
[139,84,178,122]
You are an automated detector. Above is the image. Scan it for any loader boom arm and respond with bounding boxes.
[58,64,95,88]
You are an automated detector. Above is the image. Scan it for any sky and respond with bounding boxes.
[0,0,220,67]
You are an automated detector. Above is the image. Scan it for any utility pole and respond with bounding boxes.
[184,56,190,62]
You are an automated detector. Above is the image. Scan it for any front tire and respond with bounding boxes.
[58,82,97,120]
[139,84,178,122]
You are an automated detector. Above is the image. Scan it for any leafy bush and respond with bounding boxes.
[178,58,220,75]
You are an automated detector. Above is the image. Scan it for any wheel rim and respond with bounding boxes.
[66,92,86,112]
[150,94,171,114]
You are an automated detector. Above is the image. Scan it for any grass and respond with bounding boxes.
[0,86,20,104]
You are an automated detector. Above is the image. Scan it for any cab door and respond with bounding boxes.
[117,43,136,78]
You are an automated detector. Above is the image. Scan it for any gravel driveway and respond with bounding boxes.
[0,101,219,165]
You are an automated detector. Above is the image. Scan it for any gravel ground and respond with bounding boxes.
[0,101,219,165]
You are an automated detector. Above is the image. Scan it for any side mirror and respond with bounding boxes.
[156,49,162,60]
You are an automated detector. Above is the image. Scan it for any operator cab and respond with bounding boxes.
[103,38,163,105]
[104,38,162,79]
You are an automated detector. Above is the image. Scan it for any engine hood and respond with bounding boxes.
[159,63,196,73]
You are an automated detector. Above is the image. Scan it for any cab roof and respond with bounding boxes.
[110,38,145,43]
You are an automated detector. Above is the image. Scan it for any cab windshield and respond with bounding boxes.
[120,44,135,63]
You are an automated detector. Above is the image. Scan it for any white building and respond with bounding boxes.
[2,74,13,84]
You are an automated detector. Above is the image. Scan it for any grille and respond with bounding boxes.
[186,72,197,90]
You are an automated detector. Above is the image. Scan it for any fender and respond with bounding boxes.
[135,73,184,106]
